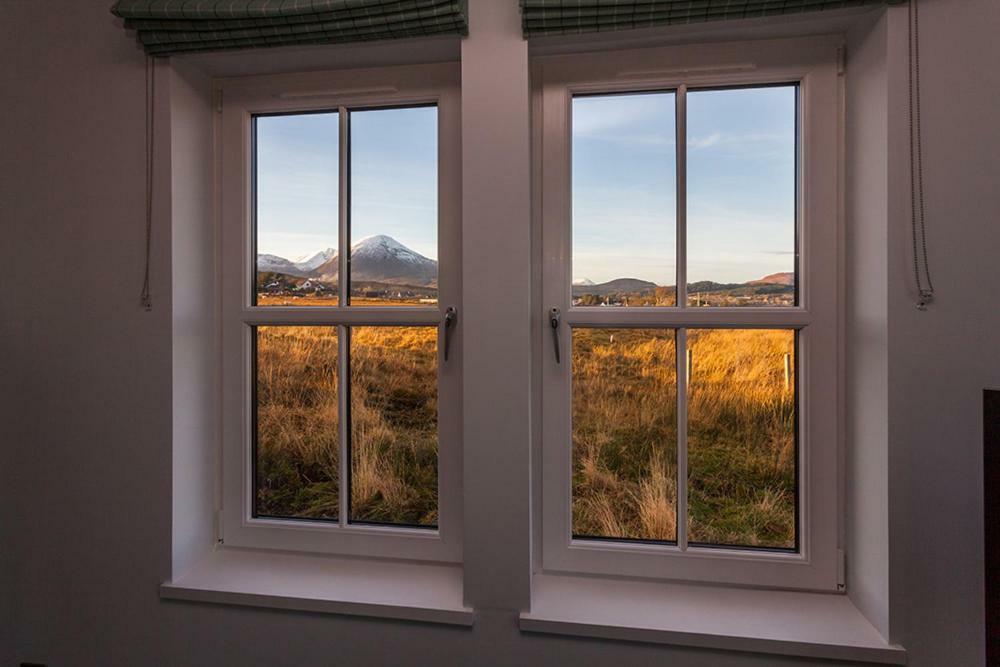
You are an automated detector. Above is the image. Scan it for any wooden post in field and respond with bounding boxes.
[784,353,792,391]
[686,348,693,383]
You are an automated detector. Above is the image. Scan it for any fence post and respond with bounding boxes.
[784,352,792,391]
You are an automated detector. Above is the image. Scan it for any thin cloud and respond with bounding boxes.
[689,131,791,151]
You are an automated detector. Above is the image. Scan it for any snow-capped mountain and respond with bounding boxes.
[294,247,337,273]
[315,235,437,286]
[351,235,430,265]
[257,254,309,277]
[258,235,438,287]
[572,277,596,286]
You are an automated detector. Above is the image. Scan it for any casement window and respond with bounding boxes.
[220,64,462,562]
[538,40,841,590]
[216,41,839,592]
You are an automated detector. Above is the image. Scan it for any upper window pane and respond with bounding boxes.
[572,93,677,307]
[686,86,797,307]
[350,106,438,306]
[254,112,339,307]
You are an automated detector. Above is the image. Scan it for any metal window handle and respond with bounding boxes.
[549,307,561,364]
[443,306,458,361]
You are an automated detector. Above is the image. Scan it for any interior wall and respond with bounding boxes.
[459,0,533,611]
[169,60,218,578]
[844,11,891,640]
[0,1,174,662]
[883,1,997,663]
[1,1,997,666]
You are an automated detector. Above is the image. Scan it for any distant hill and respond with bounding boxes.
[687,280,744,293]
[572,278,657,297]
[751,272,795,286]
[295,247,336,272]
[314,235,437,287]
[257,235,438,288]
[572,272,795,306]
[257,254,310,277]
[575,272,794,297]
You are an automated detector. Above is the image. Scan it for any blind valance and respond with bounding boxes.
[521,0,901,38]
[112,0,469,56]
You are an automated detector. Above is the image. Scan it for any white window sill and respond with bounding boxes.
[520,574,905,665]
[160,547,473,626]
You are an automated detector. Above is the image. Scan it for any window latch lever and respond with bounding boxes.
[550,307,561,364]
[443,306,458,361]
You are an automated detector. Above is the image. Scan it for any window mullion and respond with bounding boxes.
[339,325,350,527]
[338,106,350,527]
[676,327,689,551]
[676,84,688,310]
[339,107,350,308]
[675,86,689,550]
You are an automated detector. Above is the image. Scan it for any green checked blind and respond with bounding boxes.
[112,0,469,56]
[521,0,901,38]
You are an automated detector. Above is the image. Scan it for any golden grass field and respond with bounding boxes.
[573,328,796,548]
[253,295,795,547]
[254,293,439,526]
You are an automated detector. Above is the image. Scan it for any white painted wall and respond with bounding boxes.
[460,0,533,612]
[1,0,997,665]
[882,2,998,663]
[168,60,218,579]
[845,11,891,640]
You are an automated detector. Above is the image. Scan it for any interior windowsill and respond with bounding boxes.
[160,546,472,626]
[520,573,905,664]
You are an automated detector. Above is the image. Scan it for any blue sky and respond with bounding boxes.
[257,89,794,284]
[573,85,796,285]
[256,111,339,262]
[255,106,437,262]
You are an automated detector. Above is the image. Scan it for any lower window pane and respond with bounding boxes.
[572,328,678,541]
[254,326,339,520]
[350,326,438,526]
[687,329,797,549]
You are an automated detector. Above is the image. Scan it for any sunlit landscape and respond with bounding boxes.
[255,316,795,547]
[255,317,439,526]
[572,328,796,548]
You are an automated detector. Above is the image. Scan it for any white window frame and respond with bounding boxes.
[219,63,463,563]
[537,37,842,590]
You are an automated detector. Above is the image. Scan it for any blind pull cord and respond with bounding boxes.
[141,55,155,312]
[909,0,934,311]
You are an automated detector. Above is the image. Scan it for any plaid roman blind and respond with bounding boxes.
[112,0,469,55]
[520,0,902,38]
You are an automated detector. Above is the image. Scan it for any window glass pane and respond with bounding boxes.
[350,107,438,306]
[687,86,797,307]
[572,328,677,541]
[254,326,339,520]
[572,93,677,307]
[350,326,438,526]
[254,113,339,306]
[687,329,796,548]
